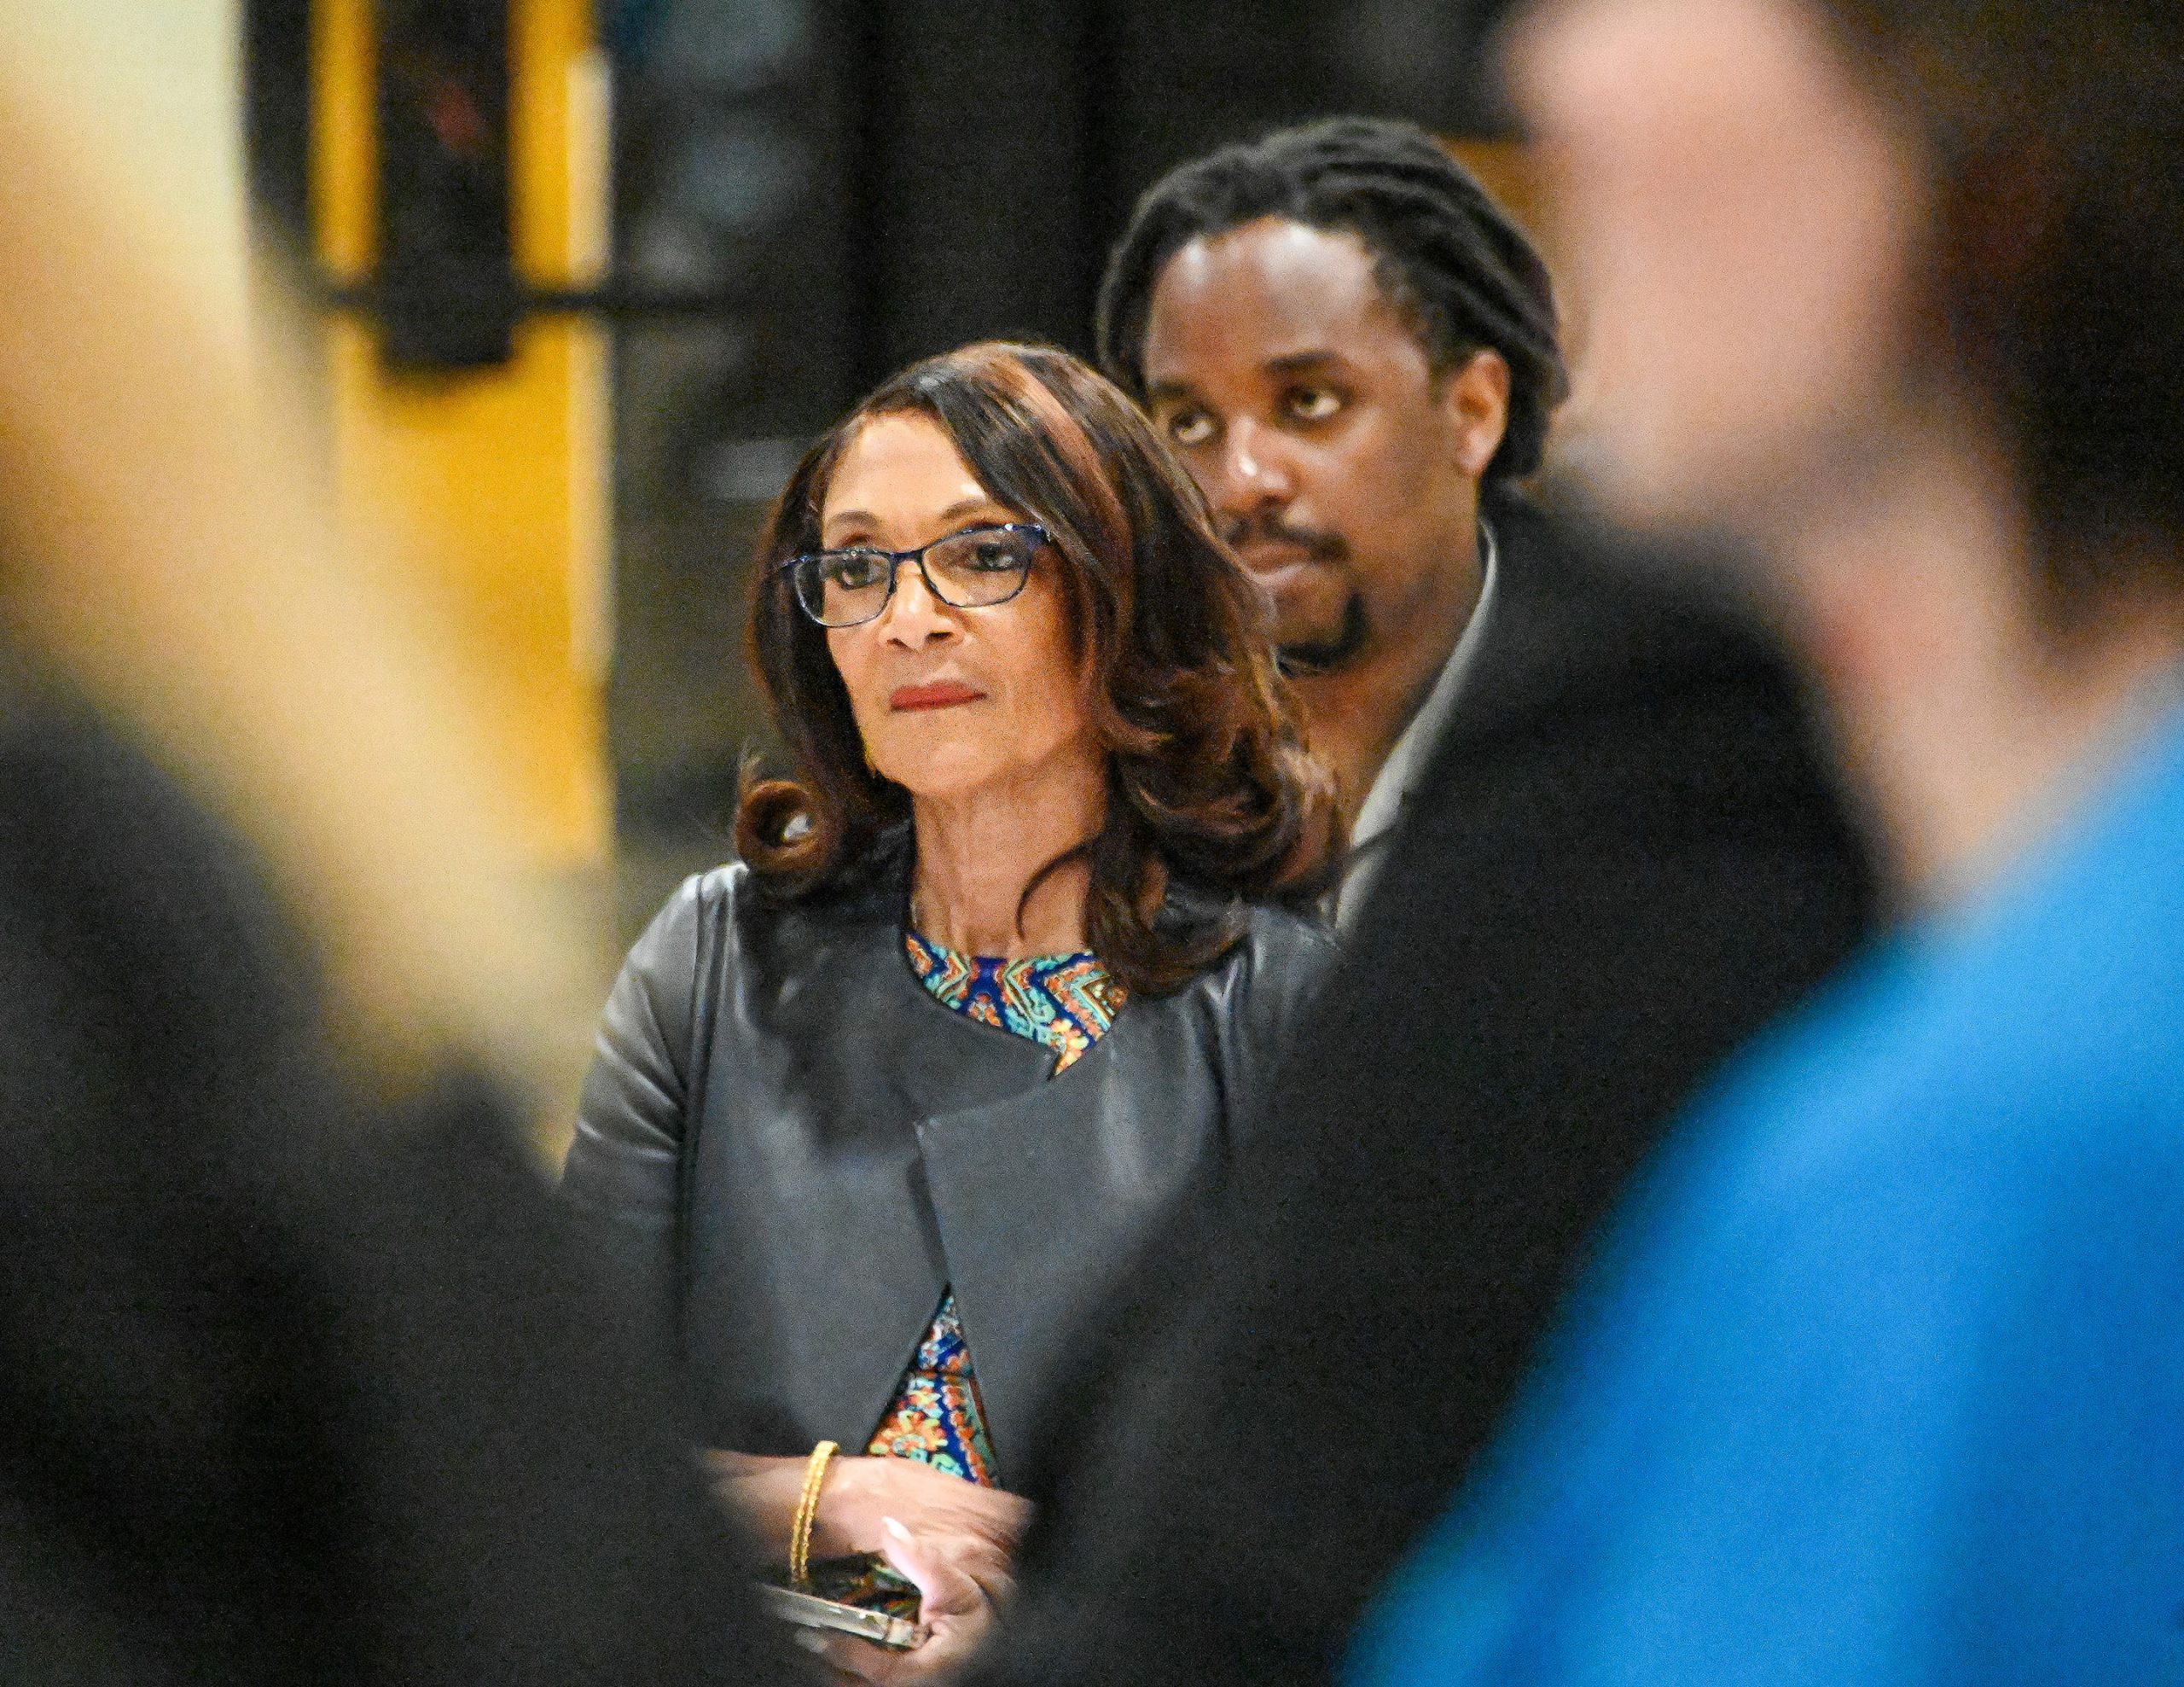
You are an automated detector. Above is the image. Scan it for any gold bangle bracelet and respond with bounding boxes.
[788,1440,838,1587]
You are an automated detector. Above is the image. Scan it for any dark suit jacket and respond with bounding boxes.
[564,852,1333,1471]
[0,659,780,1684]
[969,496,1879,1687]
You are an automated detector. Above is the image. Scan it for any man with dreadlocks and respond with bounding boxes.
[1103,119,1568,923]
[916,121,1878,1687]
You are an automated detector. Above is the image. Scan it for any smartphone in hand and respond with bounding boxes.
[759,1583,918,1650]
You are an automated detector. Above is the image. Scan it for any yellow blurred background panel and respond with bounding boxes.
[316,0,611,867]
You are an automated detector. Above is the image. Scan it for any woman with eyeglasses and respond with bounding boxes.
[565,340,1337,1675]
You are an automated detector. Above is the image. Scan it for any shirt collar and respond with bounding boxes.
[1349,519,1499,856]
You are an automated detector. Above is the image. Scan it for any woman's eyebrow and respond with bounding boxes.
[937,497,1012,525]
[823,497,1008,544]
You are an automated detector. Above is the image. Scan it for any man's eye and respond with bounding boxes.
[1168,410,1216,448]
[1287,387,1343,422]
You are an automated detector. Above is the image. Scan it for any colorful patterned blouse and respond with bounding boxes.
[865,930,1124,1486]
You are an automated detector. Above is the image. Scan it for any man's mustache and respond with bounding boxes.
[1220,512,1348,563]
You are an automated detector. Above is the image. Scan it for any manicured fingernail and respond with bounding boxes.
[882,1515,914,1542]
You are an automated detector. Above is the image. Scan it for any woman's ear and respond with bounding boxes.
[1442,348,1513,480]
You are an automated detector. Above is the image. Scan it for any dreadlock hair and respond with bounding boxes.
[1097,117,1569,486]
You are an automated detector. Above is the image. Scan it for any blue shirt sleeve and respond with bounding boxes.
[1348,1062,2184,1687]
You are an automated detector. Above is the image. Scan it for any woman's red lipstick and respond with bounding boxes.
[889,680,985,712]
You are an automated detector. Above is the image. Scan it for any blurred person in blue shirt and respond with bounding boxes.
[1350,0,2184,1682]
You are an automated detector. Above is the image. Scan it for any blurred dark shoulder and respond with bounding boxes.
[1470,486,1827,739]
[0,649,328,1114]
[0,651,775,1684]
[1440,488,1870,861]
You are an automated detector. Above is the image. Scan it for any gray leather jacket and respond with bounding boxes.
[563,851,1334,1474]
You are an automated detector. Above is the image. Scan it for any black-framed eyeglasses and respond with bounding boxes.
[780,521,1048,628]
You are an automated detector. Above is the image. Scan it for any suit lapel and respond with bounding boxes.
[915,992,1226,1473]
[684,887,1054,1452]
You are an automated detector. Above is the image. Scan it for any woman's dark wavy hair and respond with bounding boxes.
[1096,117,1568,486]
[736,340,1339,997]
[1815,0,2184,631]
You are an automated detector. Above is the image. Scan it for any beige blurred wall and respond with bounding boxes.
[0,0,249,351]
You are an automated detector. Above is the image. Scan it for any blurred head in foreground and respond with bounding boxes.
[1513,0,2184,816]
[0,124,590,1105]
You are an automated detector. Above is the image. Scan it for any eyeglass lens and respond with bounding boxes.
[795,526,1037,626]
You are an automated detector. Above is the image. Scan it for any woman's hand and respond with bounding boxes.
[796,1515,1010,1684]
[817,1454,1031,1561]
[704,1450,1031,1565]
[702,1452,1025,1683]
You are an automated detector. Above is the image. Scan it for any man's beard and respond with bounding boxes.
[1222,511,1366,675]
[1277,593,1369,676]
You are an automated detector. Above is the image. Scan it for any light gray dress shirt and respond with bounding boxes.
[1333,522,1499,930]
